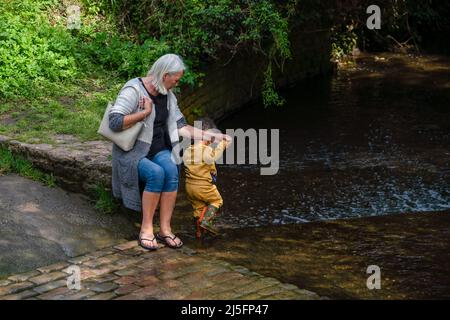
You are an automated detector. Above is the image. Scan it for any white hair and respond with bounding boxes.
[147,53,186,95]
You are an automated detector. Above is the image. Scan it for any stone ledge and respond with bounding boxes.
[0,134,112,194]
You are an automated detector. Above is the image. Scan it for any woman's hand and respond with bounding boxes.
[140,96,153,117]
[122,96,153,129]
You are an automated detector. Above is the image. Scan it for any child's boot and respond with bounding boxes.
[195,207,207,239]
[199,205,220,235]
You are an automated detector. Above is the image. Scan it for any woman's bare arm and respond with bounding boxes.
[178,124,232,142]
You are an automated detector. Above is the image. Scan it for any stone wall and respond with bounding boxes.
[0,135,112,194]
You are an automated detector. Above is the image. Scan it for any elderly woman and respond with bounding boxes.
[108,54,229,250]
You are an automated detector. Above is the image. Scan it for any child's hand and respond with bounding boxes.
[223,134,232,147]
[224,134,232,142]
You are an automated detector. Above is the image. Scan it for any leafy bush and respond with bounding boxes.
[0,0,78,98]
[98,0,296,107]
[331,26,358,61]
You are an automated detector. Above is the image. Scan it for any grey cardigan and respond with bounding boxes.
[108,78,187,212]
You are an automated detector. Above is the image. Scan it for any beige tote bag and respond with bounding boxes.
[97,103,145,151]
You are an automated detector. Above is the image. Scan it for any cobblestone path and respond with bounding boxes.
[0,241,322,300]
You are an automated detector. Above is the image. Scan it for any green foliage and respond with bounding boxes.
[0,0,298,110]
[0,0,78,98]
[90,183,119,214]
[262,62,285,108]
[190,106,205,118]
[1,0,295,107]
[100,0,294,107]
[0,146,56,186]
[331,26,358,60]
[79,33,170,79]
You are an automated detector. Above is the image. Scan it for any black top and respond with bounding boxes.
[139,78,172,159]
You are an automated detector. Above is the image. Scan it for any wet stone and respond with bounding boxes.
[114,294,141,300]
[0,280,11,286]
[63,289,96,300]
[293,288,321,298]
[114,267,141,277]
[8,270,41,283]
[132,286,168,299]
[236,292,264,300]
[256,285,286,297]
[215,277,256,293]
[36,287,72,300]
[33,279,67,294]
[87,282,119,293]
[29,272,67,285]
[114,276,137,285]
[136,275,160,287]
[114,284,140,296]
[0,282,35,296]
[179,247,197,256]
[204,267,231,277]
[209,290,245,300]
[232,280,274,296]
[83,254,122,268]
[115,257,144,267]
[159,279,183,289]
[79,267,112,280]
[94,274,119,283]
[279,283,301,291]
[230,265,252,274]
[87,292,117,300]
[209,271,245,284]
[37,262,70,274]
[86,249,115,259]
[114,241,138,251]
[1,290,39,300]
[120,248,145,256]
[2,239,324,300]
[184,290,211,300]
[68,255,91,265]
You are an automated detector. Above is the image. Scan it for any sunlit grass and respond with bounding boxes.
[0,146,56,187]
[90,183,120,214]
[0,72,123,144]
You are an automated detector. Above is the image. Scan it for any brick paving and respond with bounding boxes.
[0,241,322,300]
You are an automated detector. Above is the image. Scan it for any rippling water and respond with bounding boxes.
[200,53,450,228]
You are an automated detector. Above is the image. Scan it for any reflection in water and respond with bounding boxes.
[207,53,450,228]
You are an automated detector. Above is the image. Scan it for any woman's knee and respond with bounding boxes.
[162,164,179,192]
[138,158,165,192]
[152,151,179,192]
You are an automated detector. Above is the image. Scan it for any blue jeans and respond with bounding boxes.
[138,149,179,193]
